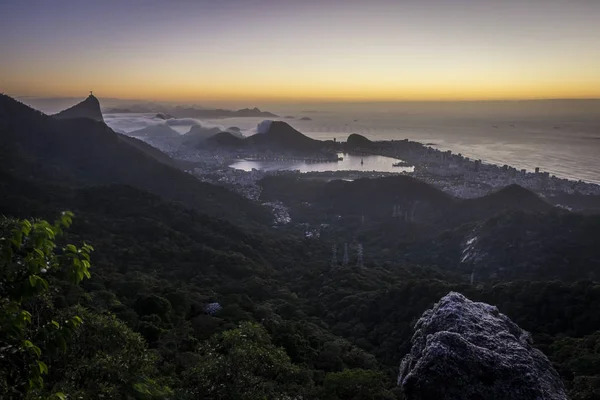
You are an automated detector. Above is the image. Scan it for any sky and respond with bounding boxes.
[1,0,600,102]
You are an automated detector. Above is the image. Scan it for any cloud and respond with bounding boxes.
[165,118,201,127]
[256,120,273,134]
[105,113,254,138]
[103,114,164,134]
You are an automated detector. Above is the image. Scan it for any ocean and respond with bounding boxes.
[198,100,600,184]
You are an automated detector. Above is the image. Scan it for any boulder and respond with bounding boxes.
[398,292,567,400]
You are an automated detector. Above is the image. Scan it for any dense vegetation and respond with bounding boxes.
[259,175,600,282]
[2,178,600,398]
[2,94,600,398]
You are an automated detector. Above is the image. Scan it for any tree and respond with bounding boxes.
[180,321,313,399]
[47,306,170,399]
[321,369,394,400]
[0,212,92,398]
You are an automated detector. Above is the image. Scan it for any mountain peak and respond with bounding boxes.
[53,94,104,122]
[247,120,320,152]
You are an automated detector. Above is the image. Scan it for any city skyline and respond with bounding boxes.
[2,0,600,102]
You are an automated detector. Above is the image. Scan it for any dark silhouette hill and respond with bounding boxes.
[53,94,104,122]
[450,184,552,225]
[259,176,552,226]
[0,94,270,225]
[206,131,245,147]
[259,174,454,223]
[466,184,551,211]
[346,133,373,148]
[245,121,322,152]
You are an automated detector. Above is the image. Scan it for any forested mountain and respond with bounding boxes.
[259,174,600,283]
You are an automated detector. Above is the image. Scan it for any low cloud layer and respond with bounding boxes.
[104,114,252,137]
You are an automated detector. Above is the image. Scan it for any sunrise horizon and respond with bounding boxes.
[3,0,600,104]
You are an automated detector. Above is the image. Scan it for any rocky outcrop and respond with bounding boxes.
[53,94,104,122]
[398,292,567,400]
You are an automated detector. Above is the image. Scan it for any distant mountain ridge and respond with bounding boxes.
[105,104,278,118]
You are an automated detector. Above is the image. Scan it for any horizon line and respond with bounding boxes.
[8,93,600,105]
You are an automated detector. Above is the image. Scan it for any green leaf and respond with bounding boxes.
[51,320,60,329]
[22,310,32,324]
[28,275,48,290]
[65,244,77,253]
[37,360,48,375]
[23,340,41,357]
[21,220,32,235]
[51,393,67,400]
[44,226,56,239]
[33,248,45,259]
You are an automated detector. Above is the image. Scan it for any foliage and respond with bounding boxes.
[0,213,90,398]
[179,321,313,399]
[322,369,395,400]
[47,306,170,399]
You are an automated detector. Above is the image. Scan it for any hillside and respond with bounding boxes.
[459,184,553,219]
[117,134,180,169]
[0,94,271,225]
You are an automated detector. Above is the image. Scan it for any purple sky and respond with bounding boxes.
[2,0,599,101]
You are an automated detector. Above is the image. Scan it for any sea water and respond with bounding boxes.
[205,100,600,184]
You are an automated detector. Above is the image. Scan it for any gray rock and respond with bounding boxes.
[398,292,567,400]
